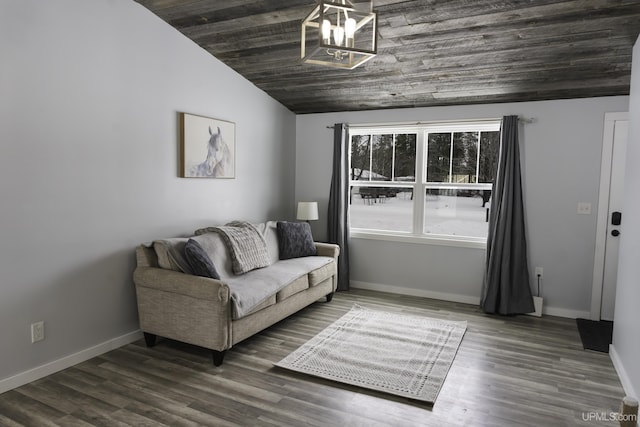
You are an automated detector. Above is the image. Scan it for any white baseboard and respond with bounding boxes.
[350,281,481,305]
[0,330,142,395]
[610,344,639,400]
[350,281,589,319]
[542,305,590,319]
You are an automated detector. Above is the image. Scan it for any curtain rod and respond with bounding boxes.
[326,116,536,129]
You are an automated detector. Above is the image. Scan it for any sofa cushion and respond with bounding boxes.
[277,221,317,260]
[195,221,270,274]
[184,239,220,279]
[190,233,234,279]
[153,238,193,274]
[245,295,276,316]
[225,257,332,319]
[254,221,280,265]
[308,260,337,286]
[276,275,309,302]
[197,221,281,266]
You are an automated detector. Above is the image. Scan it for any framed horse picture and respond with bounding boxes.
[180,112,236,178]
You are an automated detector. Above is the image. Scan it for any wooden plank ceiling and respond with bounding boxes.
[134,0,640,114]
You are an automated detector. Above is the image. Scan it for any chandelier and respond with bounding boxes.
[301,0,378,69]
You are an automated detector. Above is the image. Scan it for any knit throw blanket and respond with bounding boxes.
[208,221,271,274]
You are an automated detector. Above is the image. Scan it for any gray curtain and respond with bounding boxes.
[327,123,350,291]
[481,115,535,314]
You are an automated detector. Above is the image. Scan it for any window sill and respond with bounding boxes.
[350,230,487,249]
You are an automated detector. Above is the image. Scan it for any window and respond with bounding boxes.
[349,121,501,243]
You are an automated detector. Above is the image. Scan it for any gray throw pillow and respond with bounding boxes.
[277,221,317,260]
[184,239,220,279]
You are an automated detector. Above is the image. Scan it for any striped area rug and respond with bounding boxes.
[275,304,466,403]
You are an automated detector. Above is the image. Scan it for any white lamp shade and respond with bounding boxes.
[297,202,319,221]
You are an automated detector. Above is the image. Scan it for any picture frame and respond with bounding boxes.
[180,112,236,178]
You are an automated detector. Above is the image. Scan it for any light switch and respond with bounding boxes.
[577,202,592,215]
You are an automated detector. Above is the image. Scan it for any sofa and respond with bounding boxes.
[133,220,339,366]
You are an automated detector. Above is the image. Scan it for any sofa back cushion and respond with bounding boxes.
[184,239,220,279]
[151,221,308,277]
[254,221,280,265]
[153,238,193,274]
[195,221,270,274]
[151,234,234,278]
[198,222,280,265]
[199,221,280,264]
[191,233,234,279]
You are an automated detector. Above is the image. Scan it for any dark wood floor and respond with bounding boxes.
[0,289,625,426]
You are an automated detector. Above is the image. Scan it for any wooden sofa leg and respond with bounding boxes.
[326,292,334,302]
[143,332,157,347]
[212,350,226,366]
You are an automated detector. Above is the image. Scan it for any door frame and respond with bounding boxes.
[590,112,628,320]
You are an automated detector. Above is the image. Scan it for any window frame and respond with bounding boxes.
[348,120,501,247]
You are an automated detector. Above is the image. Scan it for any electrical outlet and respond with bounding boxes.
[31,321,44,343]
[535,267,543,279]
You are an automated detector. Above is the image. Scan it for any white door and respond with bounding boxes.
[591,113,628,321]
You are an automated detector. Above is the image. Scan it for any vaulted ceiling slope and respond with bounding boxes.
[135,0,640,114]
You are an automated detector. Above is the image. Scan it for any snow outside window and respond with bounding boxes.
[349,121,501,243]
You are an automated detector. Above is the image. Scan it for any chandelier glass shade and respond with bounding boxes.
[301,0,378,69]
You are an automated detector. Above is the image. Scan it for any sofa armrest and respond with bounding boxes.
[133,266,232,351]
[315,242,340,259]
[133,267,230,303]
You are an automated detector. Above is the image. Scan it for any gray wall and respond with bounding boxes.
[0,0,295,382]
[613,36,640,399]
[296,96,629,316]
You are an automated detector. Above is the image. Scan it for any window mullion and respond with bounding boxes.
[391,134,396,181]
[476,131,481,183]
[448,132,454,183]
[368,134,373,181]
[413,131,426,235]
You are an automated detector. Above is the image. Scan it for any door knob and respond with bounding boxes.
[612,230,621,237]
